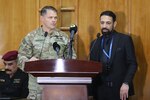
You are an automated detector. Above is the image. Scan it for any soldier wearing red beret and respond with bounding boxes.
[0,50,29,99]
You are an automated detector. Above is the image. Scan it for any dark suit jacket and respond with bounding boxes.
[90,31,137,96]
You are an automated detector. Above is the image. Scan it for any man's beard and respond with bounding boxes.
[101,28,112,36]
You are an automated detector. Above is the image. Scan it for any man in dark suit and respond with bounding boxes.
[0,50,29,99]
[90,11,137,100]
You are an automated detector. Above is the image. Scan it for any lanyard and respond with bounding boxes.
[101,37,113,59]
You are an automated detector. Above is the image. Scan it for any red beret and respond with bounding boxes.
[2,50,18,61]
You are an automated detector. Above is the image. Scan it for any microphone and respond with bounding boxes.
[39,32,48,59]
[88,33,100,60]
[69,24,78,40]
[53,42,61,56]
[44,32,48,37]
[97,32,100,38]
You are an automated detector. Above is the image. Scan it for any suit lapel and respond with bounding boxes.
[110,33,120,65]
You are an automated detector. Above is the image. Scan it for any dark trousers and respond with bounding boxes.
[93,84,129,100]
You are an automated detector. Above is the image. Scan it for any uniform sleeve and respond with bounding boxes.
[21,73,29,98]
[17,34,34,70]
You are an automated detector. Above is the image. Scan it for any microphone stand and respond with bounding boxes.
[56,49,60,58]
[68,38,73,59]
[56,51,59,58]
[68,24,77,59]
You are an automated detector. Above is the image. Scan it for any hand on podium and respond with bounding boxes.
[29,57,39,62]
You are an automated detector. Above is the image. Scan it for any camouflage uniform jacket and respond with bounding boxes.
[18,27,77,69]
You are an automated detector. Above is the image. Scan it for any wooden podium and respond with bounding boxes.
[24,59,102,100]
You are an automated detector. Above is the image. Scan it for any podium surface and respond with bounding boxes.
[25,59,102,100]
[25,59,102,77]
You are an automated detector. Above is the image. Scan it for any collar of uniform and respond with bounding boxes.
[39,27,61,36]
[38,27,47,36]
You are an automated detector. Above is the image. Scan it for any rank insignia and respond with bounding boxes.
[13,79,20,83]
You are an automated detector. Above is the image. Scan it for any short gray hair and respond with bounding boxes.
[39,6,57,16]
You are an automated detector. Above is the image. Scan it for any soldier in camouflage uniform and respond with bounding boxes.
[17,6,77,100]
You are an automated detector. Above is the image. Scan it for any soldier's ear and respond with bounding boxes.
[40,16,44,22]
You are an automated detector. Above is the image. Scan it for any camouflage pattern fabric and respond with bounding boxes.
[17,27,77,99]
